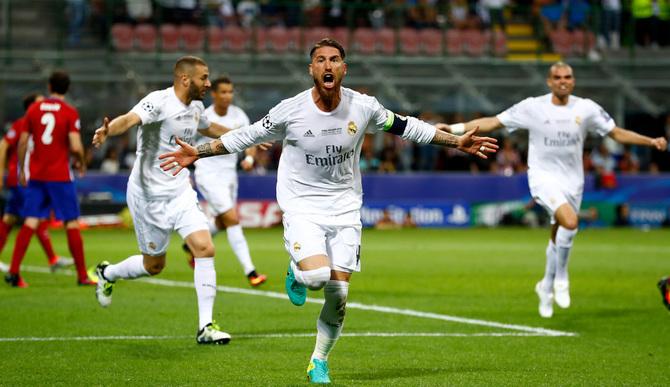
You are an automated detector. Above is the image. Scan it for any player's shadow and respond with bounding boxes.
[341,366,460,381]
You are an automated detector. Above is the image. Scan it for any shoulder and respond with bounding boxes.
[60,100,79,117]
[142,88,171,108]
[270,90,308,117]
[343,87,379,110]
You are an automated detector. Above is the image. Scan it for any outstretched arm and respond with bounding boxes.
[437,116,504,135]
[159,138,230,176]
[431,128,499,159]
[608,127,668,151]
[92,112,142,148]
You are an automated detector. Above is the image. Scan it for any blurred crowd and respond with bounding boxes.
[85,111,670,176]
[66,0,670,50]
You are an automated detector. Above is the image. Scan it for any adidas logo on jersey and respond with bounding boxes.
[303,130,315,137]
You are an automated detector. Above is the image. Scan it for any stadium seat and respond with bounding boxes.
[419,28,443,56]
[222,26,251,53]
[254,27,269,52]
[134,24,157,51]
[159,24,179,52]
[493,30,507,56]
[445,29,463,56]
[110,23,133,51]
[376,28,396,55]
[304,27,332,50]
[463,29,488,57]
[179,25,204,52]
[572,30,595,55]
[399,28,420,56]
[207,26,224,52]
[331,27,350,50]
[353,28,376,55]
[549,29,573,56]
[267,26,301,53]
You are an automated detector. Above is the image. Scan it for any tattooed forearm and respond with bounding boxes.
[196,140,229,158]
[430,130,459,148]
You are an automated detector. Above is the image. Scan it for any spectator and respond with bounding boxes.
[304,0,325,27]
[631,0,670,47]
[479,0,508,31]
[325,0,346,27]
[449,0,478,29]
[237,0,260,28]
[598,0,621,50]
[614,203,630,226]
[378,146,400,173]
[402,212,417,228]
[407,0,440,29]
[66,0,88,47]
[617,145,640,173]
[493,137,523,175]
[100,148,120,174]
[591,142,617,188]
[205,0,237,27]
[566,0,590,31]
[539,0,566,35]
[375,208,401,230]
[126,0,153,24]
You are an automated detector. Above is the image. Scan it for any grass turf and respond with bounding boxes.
[0,227,668,385]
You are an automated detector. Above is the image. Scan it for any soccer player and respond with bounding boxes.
[187,76,267,287]
[659,277,670,311]
[441,62,668,318]
[0,93,73,280]
[159,39,498,383]
[5,71,94,287]
[91,56,232,344]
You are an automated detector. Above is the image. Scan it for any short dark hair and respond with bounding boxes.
[309,38,346,60]
[211,76,233,91]
[49,71,70,95]
[22,93,40,111]
[174,55,208,77]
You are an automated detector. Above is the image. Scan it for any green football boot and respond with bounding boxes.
[307,358,331,384]
[285,260,306,306]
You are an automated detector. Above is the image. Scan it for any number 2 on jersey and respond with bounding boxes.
[40,112,55,145]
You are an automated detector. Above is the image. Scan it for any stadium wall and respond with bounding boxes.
[70,173,670,228]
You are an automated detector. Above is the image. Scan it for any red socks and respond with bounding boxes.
[66,228,88,281]
[36,221,58,265]
[9,225,34,275]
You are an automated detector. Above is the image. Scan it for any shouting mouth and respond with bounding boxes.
[323,73,335,88]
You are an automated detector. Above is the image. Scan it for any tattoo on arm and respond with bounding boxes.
[430,130,459,148]
[196,140,228,158]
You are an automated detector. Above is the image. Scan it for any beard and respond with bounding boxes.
[188,82,203,101]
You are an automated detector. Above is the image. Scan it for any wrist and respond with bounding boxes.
[451,123,466,135]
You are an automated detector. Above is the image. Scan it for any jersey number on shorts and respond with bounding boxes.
[40,112,55,145]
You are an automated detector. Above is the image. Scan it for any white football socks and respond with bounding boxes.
[555,227,578,282]
[312,280,349,361]
[103,255,149,281]
[226,225,255,276]
[194,257,217,330]
[541,240,557,291]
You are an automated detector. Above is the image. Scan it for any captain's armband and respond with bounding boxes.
[382,110,408,136]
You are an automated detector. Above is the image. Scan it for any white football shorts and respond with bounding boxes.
[282,213,362,273]
[127,187,208,256]
[195,168,237,215]
[530,180,582,224]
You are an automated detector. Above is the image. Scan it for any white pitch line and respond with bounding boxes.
[0,331,552,343]
[22,265,577,337]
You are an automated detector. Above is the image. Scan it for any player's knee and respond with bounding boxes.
[144,260,165,276]
[191,242,215,258]
[562,217,578,230]
[302,266,331,290]
[556,226,578,248]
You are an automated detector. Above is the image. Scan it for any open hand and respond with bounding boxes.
[457,127,499,159]
[158,137,198,176]
[92,117,110,148]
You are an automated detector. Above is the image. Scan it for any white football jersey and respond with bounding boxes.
[194,104,250,173]
[128,87,210,199]
[497,93,615,194]
[220,87,436,219]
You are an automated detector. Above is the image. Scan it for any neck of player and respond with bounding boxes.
[552,93,570,106]
[50,93,66,100]
[214,105,229,116]
[312,87,341,112]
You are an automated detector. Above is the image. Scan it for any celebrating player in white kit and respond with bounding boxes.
[91,56,232,344]
[441,62,668,318]
[159,39,498,383]
[187,76,267,287]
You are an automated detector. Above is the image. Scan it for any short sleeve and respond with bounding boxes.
[4,120,22,146]
[130,91,163,125]
[496,97,534,132]
[585,99,615,137]
[69,109,81,133]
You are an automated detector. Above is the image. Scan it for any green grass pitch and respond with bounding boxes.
[0,227,668,385]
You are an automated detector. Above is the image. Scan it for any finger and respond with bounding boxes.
[175,137,188,147]
[172,165,184,176]
[475,151,488,159]
[158,152,173,160]
[103,117,110,128]
[159,158,176,170]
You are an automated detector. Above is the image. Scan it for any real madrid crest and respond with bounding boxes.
[575,116,581,125]
[293,242,301,252]
[347,121,358,136]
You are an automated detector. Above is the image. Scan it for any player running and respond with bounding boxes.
[0,93,73,280]
[159,39,498,384]
[92,56,232,344]
[5,72,93,287]
[659,277,670,311]
[185,76,267,287]
[440,62,668,318]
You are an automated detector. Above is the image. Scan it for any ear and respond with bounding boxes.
[343,62,348,75]
[309,63,313,77]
